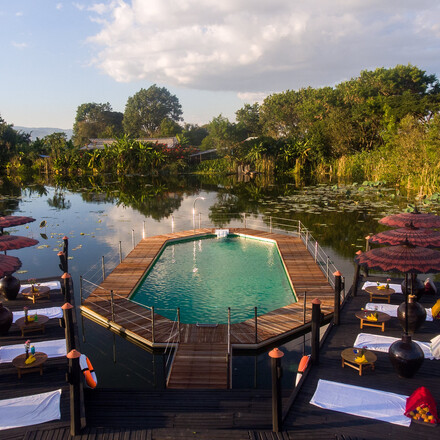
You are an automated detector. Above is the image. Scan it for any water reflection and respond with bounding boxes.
[1,173,440,389]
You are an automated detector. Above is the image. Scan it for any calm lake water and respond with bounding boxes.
[1,173,438,389]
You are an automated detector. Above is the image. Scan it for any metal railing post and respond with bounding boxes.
[177,308,181,343]
[244,213,247,228]
[171,216,174,233]
[119,241,123,263]
[79,276,83,305]
[305,230,309,248]
[254,307,258,344]
[110,290,115,322]
[326,256,330,281]
[132,229,135,249]
[142,221,146,239]
[198,212,201,229]
[101,256,105,281]
[314,241,318,262]
[303,291,307,324]
[151,306,155,343]
[269,217,273,233]
[333,271,342,326]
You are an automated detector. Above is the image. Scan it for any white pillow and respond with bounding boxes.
[430,335,440,359]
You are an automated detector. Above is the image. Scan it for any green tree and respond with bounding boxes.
[200,115,240,153]
[73,102,123,147]
[235,103,262,138]
[123,85,183,137]
[181,123,208,146]
[0,115,31,167]
[158,118,182,137]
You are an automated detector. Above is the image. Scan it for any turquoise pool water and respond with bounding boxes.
[130,235,296,324]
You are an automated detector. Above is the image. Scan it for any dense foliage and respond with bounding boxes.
[2,65,440,194]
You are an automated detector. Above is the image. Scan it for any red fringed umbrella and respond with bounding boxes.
[379,211,440,229]
[0,235,39,252]
[0,254,22,278]
[369,224,440,248]
[0,215,36,234]
[355,243,440,274]
[355,242,440,334]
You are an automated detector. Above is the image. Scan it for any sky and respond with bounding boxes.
[1,0,440,130]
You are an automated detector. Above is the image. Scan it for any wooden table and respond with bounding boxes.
[341,347,377,376]
[21,286,50,303]
[364,286,395,303]
[15,315,49,337]
[12,352,48,378]
[355,310,391,332]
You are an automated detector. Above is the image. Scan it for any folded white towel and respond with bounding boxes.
[310,379,410,427]
[19,281,61,292]
[364,303,433,321]
[353,333,434,360]
[12,306,63,323]
[0,389,61,430]
[0,339,66,363]
[362,281,402,293]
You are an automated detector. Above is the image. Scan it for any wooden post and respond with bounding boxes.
[58,251,67,273]
[62,273,71,303]
[227,307,231,355]
[254,307,258,343]
[63,236,69,272]
[66,349,81,436]
[62,302,75,352]
[303,291,307,324]
[365,235,370,252]
[311,298,321,365]
[333,271,342,326]
[269,348,284,433]
[244,213,247,228]
[353,251,362,296]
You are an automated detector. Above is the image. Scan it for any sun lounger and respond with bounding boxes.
[362,281,402,293]
[0,339,66,363]
[12,306,63,323]
[310,379,410,426]
[19,281,61,292]
[353,333,438,360]
[0,389,61,430]
[364,303,433,321]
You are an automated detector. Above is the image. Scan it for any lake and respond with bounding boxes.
[1,173,437,389]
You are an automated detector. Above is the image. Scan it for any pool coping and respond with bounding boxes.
[80,228,337,350]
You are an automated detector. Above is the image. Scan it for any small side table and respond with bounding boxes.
[21,286,50,304]
[341,348,377,376]
[364,286,395,303]
[355,310,391,332]
[15,315,49,337]
[12,352,48,379]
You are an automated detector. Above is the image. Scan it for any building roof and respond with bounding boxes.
[81,137,178,150]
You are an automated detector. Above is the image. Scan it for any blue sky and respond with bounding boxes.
[1,1,440,130]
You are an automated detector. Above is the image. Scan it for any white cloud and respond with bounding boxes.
[56,3,63,10]
[237,92,268,104]
[73,2,85,11]
[86,0,440,93]
[12,41,28,49]
[16,11,23,16]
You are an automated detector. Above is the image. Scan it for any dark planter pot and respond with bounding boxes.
[401,277,424,300]
[0,275,21,300]
[388,334,424,378]
[397,295,426,334]
[0,302,13,335]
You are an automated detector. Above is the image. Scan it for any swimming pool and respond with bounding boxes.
[130,234,296,324]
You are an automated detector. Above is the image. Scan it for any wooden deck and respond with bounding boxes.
[81,228,337,389]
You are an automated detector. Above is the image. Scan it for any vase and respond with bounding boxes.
[0,302,13,335]
[397,295,426,334]
[388,334,424,378]
[0,275,21,300]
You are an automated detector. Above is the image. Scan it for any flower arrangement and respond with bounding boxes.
[28,278,39,293]
[386,278,391,289]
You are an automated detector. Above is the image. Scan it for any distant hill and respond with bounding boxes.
[15,126,73,141]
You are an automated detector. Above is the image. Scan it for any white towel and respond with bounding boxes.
[362,281,402,294]
[0,389,61,431]
[310,379,410,427]
[19,281,61,293]
[0,339,66,364]
[12,307,63,323]
[353,333,434,360]
[364,303,433,321]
